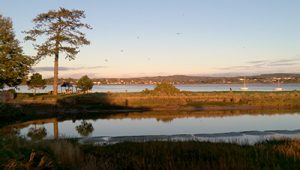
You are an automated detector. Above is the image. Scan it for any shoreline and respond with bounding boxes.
[6,91,300,111]
[2,91,300,127]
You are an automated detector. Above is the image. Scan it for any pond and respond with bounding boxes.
[6,111,300,144]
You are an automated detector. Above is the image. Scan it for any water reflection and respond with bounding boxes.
[106,110,300,122]
[2,118,59,139]
[3,110,300,143]
[75,120,94,137]
[27,125,47,140]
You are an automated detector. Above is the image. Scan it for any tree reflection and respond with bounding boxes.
[27,125,47,140]
[156,118,174,123]
[76,120,94,137]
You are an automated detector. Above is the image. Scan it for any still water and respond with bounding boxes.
[10,84,300,93]
[8,111,300,144]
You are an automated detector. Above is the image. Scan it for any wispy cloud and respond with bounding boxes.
[247,60,267,64]
[216,57,300,73]
[33,66,106,72]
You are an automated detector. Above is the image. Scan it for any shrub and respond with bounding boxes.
[77,75,93,93]
[142,88,151,94]
[153,83,180,95]
[27,73,46,95]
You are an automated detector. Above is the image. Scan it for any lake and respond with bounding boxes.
[8,111,300,145]
[9,83,300,93]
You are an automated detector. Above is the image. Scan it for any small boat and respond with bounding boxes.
[240,87,249,91]
[240,77,248,91]
[274,79,283,91]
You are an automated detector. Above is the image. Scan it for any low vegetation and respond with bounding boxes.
[3,91,300,115]
[1,133,300,169]
[146,82,181,95]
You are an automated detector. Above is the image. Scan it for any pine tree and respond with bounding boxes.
[0,15,33,88]
[24,8,92,95]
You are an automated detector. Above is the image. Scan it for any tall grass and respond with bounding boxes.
[2,133,300,170]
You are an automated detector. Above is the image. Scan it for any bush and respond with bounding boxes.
[77,75,93,93]
[153,83,180,95]
[142,88,151,94]
[27,73,46,95]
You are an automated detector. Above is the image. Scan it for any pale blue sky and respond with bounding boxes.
[1,0,300,78]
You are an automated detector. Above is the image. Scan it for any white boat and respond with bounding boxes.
[240,77,249,91]
[274,79,283,91]
[240,87,249,91]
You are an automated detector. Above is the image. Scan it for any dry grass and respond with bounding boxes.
[12,91,300,110]
[273,139,300,160]
[2,133,300,169]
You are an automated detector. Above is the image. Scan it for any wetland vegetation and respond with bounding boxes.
[1,133,300,169]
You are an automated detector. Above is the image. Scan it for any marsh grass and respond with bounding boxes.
[2,132,300,170]
[82,140,300,170]
[11,91,300,111]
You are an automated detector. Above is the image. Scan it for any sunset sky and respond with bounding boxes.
[1,0,300,78]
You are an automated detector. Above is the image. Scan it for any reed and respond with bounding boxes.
[2,133,300,170]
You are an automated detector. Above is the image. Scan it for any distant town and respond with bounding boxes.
[43,73,300,85]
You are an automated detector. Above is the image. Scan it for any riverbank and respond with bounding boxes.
[7,91,300,112]
[1,134,300,169]
[2,91,300,128]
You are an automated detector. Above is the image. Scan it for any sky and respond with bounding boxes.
[1,0,300,78]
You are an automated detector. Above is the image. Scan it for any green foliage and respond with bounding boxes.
[153,83,180,95]
[27,73,46,94]
[0,15,34,88]
[77,75,93,93]
[24,7,92,61]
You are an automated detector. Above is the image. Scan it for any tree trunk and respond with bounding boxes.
[53,54,59,95]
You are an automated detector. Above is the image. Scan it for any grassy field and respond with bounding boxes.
[1,133,300,169]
